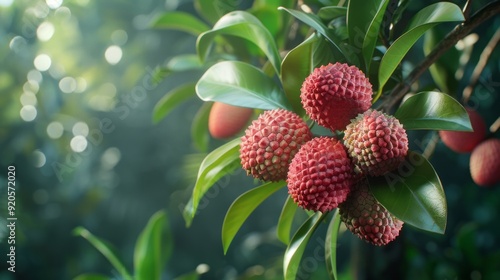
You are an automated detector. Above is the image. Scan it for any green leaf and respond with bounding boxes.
[166,55,204,72]
[73,227,133,280]
[73,274,111,280]
[318,6,347,22]
[360,0,390,71]
[284,212,326,280]
[194,0,238,24]
[325,210,341,280]
[150,12,210,36]
[368,151,447,234]
[378,2,464,91]
[281,34,337,115]
[153,83,196,123]
[134,211,171,280]
[423,29,460,94]
[197,11,281,74]
[196,61,292,110]
[183,138,241,226]
[278,7,349,63]
[222,181,285,254]
[191,102,212,152]
[394,91,472,131]
[277,195,299,245]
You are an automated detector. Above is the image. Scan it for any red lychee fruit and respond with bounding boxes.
[287,137,354,212]
[209,102,254,139]
[439,108,487,153]
[470,138,500,187]
[240,109,312,182]
[300,62,372,131]
[339,179,403,246]
[343,109,408,177]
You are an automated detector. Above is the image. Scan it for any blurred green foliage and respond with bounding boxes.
[0,0,499,280]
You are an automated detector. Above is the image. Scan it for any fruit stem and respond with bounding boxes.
[380,0,500,112]
[490,117,500,134]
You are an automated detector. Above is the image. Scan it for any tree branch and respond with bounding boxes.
[380,0,500,111]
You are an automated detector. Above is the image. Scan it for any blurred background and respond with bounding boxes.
[0,0,499,279]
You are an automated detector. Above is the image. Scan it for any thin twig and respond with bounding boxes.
[380,0,500,112]
[462,28,500,103]
[490,117,500,134]
[463,0,474,20]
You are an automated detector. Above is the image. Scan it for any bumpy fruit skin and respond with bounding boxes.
[339,179,403,246]
[240,109,312,182]
[287,137,353,212]
[470,138,500,187]
[439,108,487,153]
[344,109,408,177]
[209,102,254,139]
[300,62,372,131]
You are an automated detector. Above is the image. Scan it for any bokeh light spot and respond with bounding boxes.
[9,36,27,53]
[70,135,88,152]
[72,121,89,137]
[46,0,63,9]
[75,77,87,93]
[59,76,77,93]
[37,21,55,41]
[27,70,43,83]
[20,105,37,121]
[47,122,64,139]
[32,150,47,168]
[101,147,121,170]
[105,45,122,65]
[111,30,128,45]
[24,80,40,94]
[34,54,52,71]
[20,92,38,106]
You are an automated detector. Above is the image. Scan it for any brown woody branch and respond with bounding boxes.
[380,0,500,111]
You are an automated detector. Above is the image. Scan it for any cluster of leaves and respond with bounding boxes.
[73,211,206,280]
[150,0,475,278]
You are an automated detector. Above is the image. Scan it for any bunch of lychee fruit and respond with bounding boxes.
[439,108,500,187]
[237,63,408,246]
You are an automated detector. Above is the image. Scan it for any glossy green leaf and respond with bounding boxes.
[278,7,348,63]
[150,12,210,36]
[73,274,111,280]
[284,212,325,280]
[368,151,447,234]
[281,34,316,115]
[183,138,241,226]
[73,227,133,280]
[191,102,212,152]
[197,11,281,74]
[153,83,196,123]
[378,2,464,91]
[318,6,347,22]
[360,0,390,71]
[134,211,171,280]
[196,61,292,110]
[281,33,337,115]
[423,29,460,94]
[194,0,238,24]
[277,195,299,245]
[395,91,472,131]
[325,209,341,280]
[222,181,285,254]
